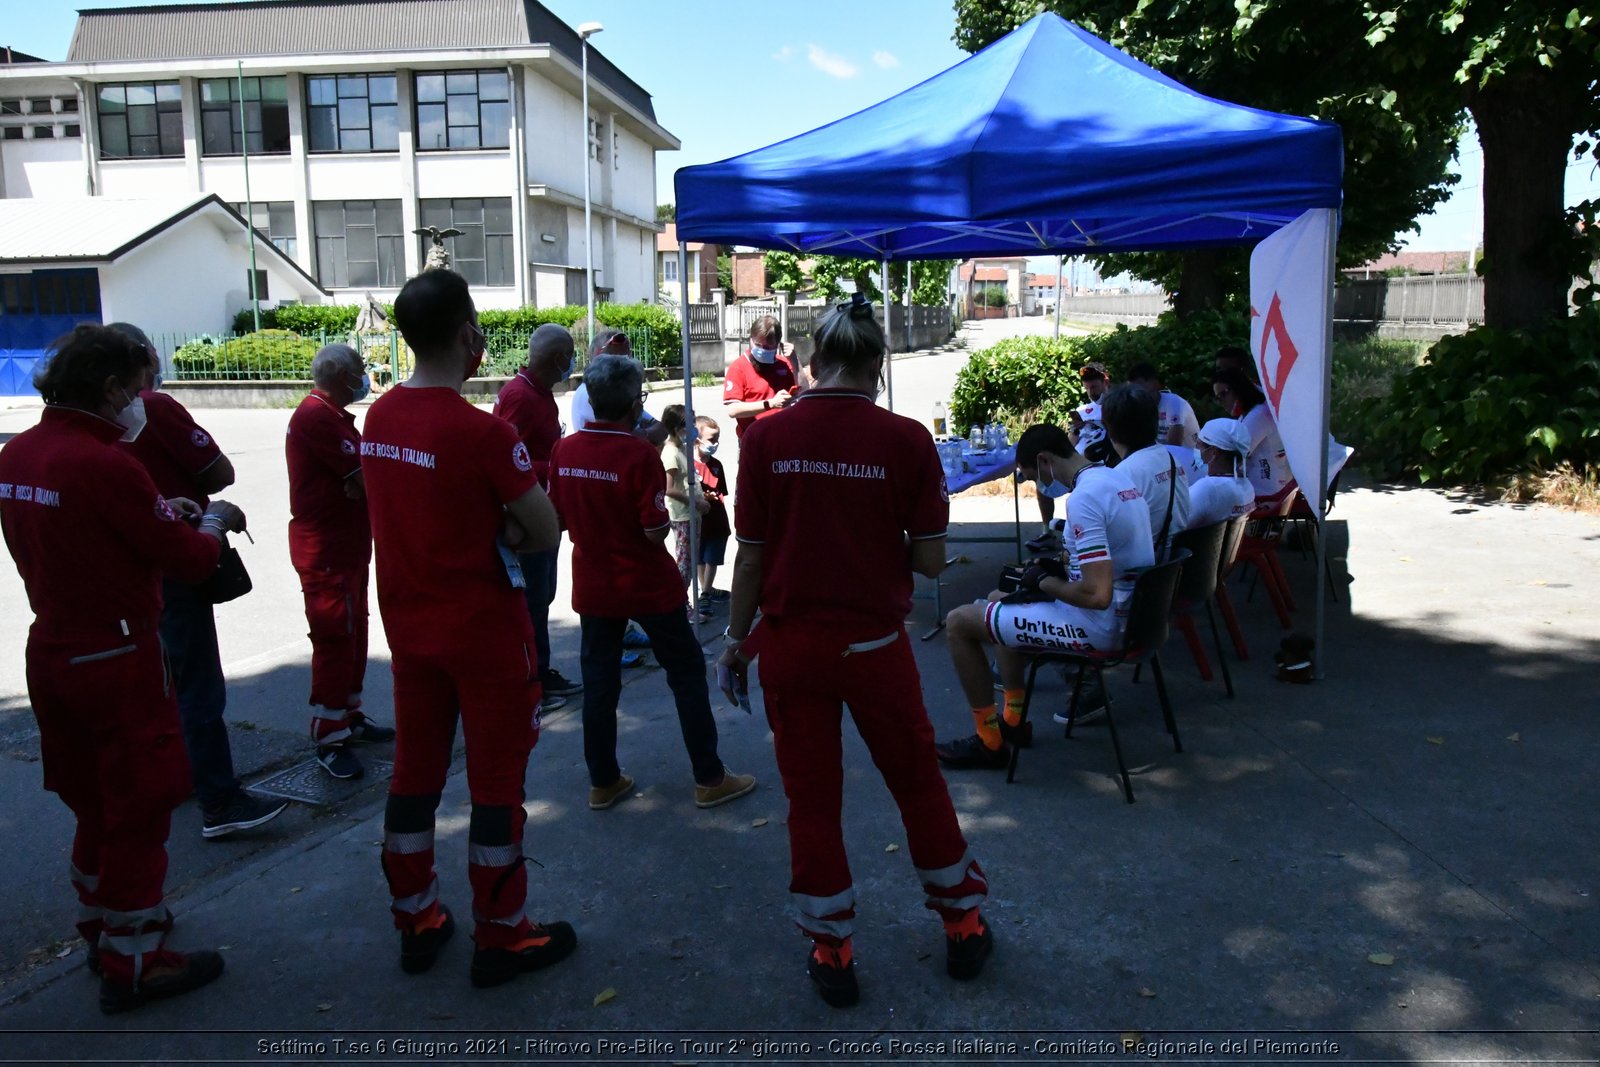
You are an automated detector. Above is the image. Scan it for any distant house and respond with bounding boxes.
[959,257,1025,317]
[656,223,718,303]
[1344,250,1472,279]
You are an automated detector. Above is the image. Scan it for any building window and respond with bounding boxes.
[31,126,55,139]
[63,124,80,138]
[59,97,78,113]
[313,200,404,288]
[0,100,20,115]
[417,198,513,286]
[1,127,21,141]
[201,76,289,156]
[246,269,270,301]
[97,81,183,159]
[414,70,510,151]
[661,257,678,283]
[587,116,603,161]
[234,201,298,259]
[306,73,398,153]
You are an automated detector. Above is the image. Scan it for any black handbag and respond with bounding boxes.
[199,544,253,605]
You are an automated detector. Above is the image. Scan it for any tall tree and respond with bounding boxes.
[1359,2,1599,328]
[952,1,1464,318]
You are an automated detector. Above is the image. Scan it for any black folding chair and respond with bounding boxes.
[1170,521,1235,698]
[1005,551,1189,803]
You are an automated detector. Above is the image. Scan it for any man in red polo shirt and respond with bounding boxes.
[110,322,286,841]
[492,324,583,710]
[723,314,801,439]
[362,269,575,989]
[286,343,394,781]
[547,353,756,812]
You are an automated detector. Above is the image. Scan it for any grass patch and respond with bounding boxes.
[1501,463,1600,513]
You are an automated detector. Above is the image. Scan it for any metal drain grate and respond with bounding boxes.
[250,758,393,806]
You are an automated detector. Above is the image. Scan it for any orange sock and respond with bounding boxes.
[1000,688,1027,727]
[971,705,1002,750]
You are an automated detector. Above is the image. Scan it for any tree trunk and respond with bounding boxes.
[1173,249,1227,319]
[1470,71,1577,330]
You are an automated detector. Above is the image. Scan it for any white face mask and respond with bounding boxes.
[701,441,719,456]
[115,390,147,442]
[750,344,778,365]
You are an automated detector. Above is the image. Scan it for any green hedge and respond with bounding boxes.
[1354,306,1600,483]
[173,330,322,380]
[949,311,1246,434]
[232,301,682,372]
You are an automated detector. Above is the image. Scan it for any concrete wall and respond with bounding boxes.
[1,138,83,199]
[97,158,189,197]
[414,151,511,198]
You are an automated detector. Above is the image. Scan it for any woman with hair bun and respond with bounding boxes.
[719,294,992,1009]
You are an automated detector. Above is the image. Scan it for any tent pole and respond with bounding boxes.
[1053,254,1064,339]
[904,264,913,357]
[1313,208,1336,680]
[881,257,893,411]
[680,246,699,619]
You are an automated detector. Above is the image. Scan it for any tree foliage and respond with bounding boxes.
[764,251,806,294]
[655,203,676,223]
[951,0,1463,312]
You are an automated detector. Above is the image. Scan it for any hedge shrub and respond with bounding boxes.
[1356,305,1600,483]
[173,330,322,380]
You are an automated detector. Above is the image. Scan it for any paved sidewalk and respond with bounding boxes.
[1,475,1596,1063]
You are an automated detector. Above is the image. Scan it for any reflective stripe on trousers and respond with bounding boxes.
[917,850,989,914]
[793,886,856,941]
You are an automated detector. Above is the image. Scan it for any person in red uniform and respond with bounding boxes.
[492,323,584,710]
[109,323,287,840]
[362,269,576,988]
[286,343,394,781]
[547,354,757,812]
[718,295,993,1008]
[0,325,249,1012]
[723,314,802,439]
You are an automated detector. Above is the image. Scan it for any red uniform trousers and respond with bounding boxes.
[381,625,543,950]
[296,565,370,744]
[26,627,189,984]
[758,620,987,944]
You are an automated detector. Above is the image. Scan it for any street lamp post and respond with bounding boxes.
[578,21,603,348]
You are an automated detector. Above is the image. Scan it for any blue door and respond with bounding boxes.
[0,269,103,396]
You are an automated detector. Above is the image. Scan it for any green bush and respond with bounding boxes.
[1328,335,1424,455]
[1357,305,1600,483]
[173,330,322,380]
[949,311,1248,435]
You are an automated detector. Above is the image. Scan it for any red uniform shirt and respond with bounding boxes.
[492,369,561,488]
[360,386,540,655]
[118,390,225,507]
[735,389,948,638]
[694,453,732,542]
[547,423,683,618]
[286,389,371,570]
[723,352,798,439]
[0,407,219,635]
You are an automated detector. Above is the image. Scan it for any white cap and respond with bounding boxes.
[1198,418,1251,457]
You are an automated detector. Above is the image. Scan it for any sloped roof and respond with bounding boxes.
[67,0,654,120]
[0,194,325,292]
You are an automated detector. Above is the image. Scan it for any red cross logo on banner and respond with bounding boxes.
[1253,292,1300,413]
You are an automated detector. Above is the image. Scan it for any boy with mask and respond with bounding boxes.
[692,415,731,601]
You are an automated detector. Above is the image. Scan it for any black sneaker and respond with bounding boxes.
[470,921,578,988]
[201,792,288,840]
[1053,682,1108,726]
[317,745,365,780]
[945,912,994,980]
[400,905,454,975]
[1025,528,1062,554]
[997,717,1033,748]
[347,713,396,744]
[541,670,583,697]
[99,949,224,1014]
[807,940,859,1008]
[934,734,1010,770]
[539,693,568,714]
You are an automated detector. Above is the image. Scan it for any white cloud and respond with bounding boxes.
[772,44,794,62]
[872,50,900,69]
[807,43,858,79]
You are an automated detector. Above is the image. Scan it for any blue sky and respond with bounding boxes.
[9,0,1598,269]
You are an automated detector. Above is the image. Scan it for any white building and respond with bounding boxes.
[0,0,676,321]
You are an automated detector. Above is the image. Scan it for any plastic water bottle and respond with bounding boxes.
[969,425,984,450]
[932,401,948,438]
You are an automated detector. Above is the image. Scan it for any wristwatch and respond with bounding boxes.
[722,626,747,646]
[761,399,772,411]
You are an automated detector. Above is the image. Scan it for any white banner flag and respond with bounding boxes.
[1248,208,1341,516]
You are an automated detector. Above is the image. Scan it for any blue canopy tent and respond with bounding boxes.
[669,12,1344,660]
[674,12,1342,260]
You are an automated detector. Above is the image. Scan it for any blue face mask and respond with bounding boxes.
[750,345,778,365]
[1037,459,1070,498]
[701,441,719,456]
[349,373,371,403]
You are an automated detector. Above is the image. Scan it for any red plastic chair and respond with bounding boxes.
[1233,488,1300,630]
